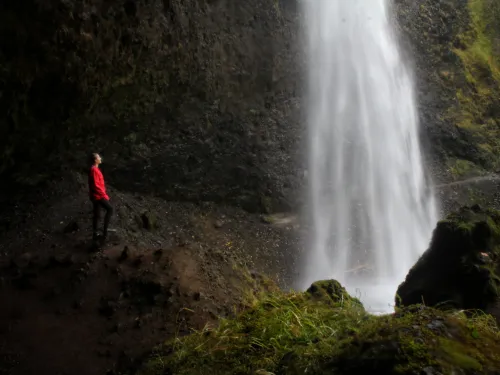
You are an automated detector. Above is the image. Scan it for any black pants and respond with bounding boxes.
[92,199,113,238]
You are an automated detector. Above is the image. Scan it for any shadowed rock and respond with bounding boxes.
[396,205,500,321]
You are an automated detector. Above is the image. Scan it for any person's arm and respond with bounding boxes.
[91,168,107,198]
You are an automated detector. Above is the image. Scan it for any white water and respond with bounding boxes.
[301,0,438,313]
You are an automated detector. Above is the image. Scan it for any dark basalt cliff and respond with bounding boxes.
[395,0,500,183]
[0,0,302,212]
[1,0,499,212]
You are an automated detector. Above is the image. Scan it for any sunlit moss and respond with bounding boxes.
[137,282,500,374]
[447,157,487,180]
[450,0,500,170]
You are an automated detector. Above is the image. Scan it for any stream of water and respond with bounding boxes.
[301,0,438,313]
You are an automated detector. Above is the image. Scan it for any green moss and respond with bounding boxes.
[450,0,500,170]
[396,0,500,178]
[136,280,500,375]
[440,206,500,245]
[465,187,488,207]
[439,338,482,370]
[138,354,168,375]
[260,196,274,214]
[305,279,363,307]
[136,285,364,375]
[447,158,487,180]
[260,215,277,224]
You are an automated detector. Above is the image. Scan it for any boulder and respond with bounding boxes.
[137,212,157,231]
[396,205,500,321]
[306,279,363,308]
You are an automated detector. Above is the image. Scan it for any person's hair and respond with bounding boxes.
[89,153,99,165]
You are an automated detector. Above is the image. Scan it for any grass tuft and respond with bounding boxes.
[137,281,500,375]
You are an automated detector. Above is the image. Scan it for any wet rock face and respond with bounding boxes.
[395,0,500,183]
[0,0,303,212]
[394,0,471,181]
[396,205,500,321]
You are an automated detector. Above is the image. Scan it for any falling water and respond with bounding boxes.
[301,0,438,313]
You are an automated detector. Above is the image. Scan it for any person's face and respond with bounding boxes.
[95,154,102,164]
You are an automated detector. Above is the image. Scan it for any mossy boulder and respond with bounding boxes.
[396,206,500,320]
[306,279,363,307]
[136,279,500,375]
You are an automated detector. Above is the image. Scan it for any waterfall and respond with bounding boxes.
[301,0,438,313]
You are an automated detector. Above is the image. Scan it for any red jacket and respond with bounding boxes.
[88,165,109,201]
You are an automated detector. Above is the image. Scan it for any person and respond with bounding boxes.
[88,153,113,243]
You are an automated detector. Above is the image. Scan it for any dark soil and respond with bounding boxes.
[0,173,303,375]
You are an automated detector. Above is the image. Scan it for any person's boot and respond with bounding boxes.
[90,232,102,252]
[102,227,109,243]
[102,226,116,243]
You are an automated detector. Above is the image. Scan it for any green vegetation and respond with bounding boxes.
[137,280,500,375]
[438,205,500,244]
[447,157,488,180]
[451,0,500,170]
[466,187,488,207]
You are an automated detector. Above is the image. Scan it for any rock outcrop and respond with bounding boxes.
[305,279,363,307]
[396,205,500,321]
[395,0,500,183]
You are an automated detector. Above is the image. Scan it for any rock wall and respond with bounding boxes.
[0,0,303,212]
[3,0,499,213]
[395,0,500,184]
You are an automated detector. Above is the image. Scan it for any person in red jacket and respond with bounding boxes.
[88,153,113,242]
